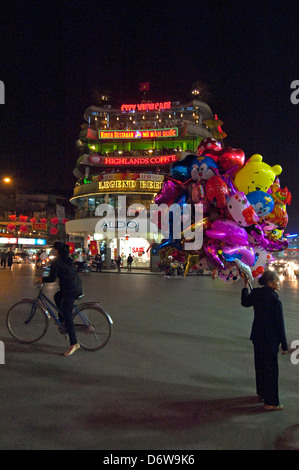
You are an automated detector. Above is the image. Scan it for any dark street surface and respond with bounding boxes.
[1,264,299,450]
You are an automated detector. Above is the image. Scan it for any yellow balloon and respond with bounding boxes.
[184,254,200,277]
[234,154,282,195]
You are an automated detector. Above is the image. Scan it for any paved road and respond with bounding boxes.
[1,264,299,450]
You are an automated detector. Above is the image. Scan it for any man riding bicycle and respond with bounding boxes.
[36,241,83,356]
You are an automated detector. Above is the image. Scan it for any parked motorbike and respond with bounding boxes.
[75,260,91,274]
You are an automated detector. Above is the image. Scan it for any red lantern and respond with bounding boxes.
[19,215,28,222]
[50,227,58,235]
[20,225,28,233]
[51,217,59,225]
[7,223,16,232]
[9,215,17,221]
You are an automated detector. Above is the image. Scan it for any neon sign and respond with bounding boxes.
[99,128,178,139]
[121,101,171,112]
[98,180,163,192]
[103,155,179,166]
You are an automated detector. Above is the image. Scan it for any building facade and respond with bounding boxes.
[66,98,217,269]
[0,191,74,253]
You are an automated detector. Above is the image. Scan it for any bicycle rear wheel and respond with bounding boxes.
[6,300,49,343]
[74,304,112,351]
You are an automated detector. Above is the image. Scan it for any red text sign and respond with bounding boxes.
[99,128,178,139]
[121,101,171,112]
[89,154,180,166]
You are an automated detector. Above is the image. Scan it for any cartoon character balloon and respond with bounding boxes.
[153,135,290,286]
[234,154,282,194]
[247,191,274,218]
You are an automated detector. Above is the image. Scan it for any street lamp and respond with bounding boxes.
[3,177,11,184]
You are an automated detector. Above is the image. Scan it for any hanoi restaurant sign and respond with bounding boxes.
[98,128,178,140]
[120,101,172,112]
[89,154,180,166]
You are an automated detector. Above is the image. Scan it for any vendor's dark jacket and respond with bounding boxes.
[241,286,288,354]
[42,256,82,296]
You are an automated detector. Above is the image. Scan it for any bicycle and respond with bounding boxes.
[6,284,113,351]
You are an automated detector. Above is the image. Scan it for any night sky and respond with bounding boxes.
[0,1,299,231]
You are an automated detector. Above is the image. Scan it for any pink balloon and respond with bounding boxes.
[155,177,183,206]
[205,219,249,246]
[203,239,225,270]
[220,244,256,266]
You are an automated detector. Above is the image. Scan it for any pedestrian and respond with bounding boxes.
[1,249,7,268]
[7,249,13,269]
[127,254,133,272]
[241,270,288,411]
[94,253,103,272]
[76,250,84,272]
[116,255,121,272]
[37,242,83,356]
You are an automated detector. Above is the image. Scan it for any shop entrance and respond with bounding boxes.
[110,237,150,268]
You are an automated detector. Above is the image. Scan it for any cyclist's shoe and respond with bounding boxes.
[63,343,80,356]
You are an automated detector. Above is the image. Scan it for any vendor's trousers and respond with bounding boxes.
[253,343,279,406]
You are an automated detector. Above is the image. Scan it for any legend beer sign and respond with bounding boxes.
[99,128,178,140]
[98,179,163,192]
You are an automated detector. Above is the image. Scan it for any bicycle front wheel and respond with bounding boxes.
[6,300,49,343]
[74,304,112,351]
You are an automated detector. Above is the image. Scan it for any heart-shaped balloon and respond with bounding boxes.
[202,146,245,171]
[218,147,245,171]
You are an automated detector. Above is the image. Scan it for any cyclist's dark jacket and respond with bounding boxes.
[42,256,82,296]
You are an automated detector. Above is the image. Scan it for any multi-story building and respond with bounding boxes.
[0,191,74,253]
[66,98,218,269]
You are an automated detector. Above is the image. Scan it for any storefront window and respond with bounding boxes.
[110,237,150,268]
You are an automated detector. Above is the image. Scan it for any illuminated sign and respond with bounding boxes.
[0,237,47,245]
[32,223,47,231]
[98,128,178,139]
[98,180,163,192]
[88,154,180,166]
[0,237,17,244]
[105,155,179,166]
[18,238,47,245]
[121,101,171,112]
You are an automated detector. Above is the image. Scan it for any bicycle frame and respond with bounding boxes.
[24,286,64,328]
[25,285,105,329]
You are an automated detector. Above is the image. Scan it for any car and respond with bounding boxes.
[14,252,30,264]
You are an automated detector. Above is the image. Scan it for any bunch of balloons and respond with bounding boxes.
[153,138,291,283]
